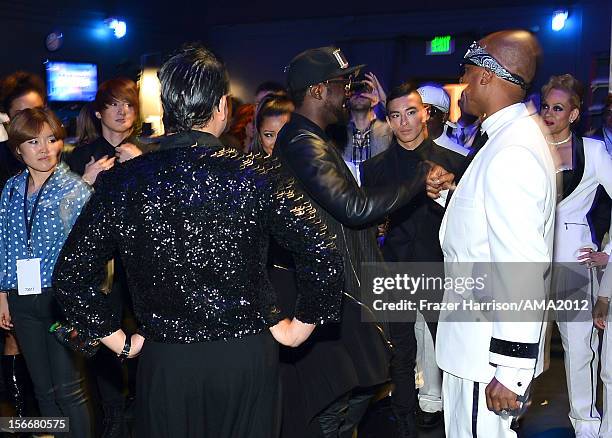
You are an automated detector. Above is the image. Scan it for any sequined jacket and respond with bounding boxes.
[53,131,344,344]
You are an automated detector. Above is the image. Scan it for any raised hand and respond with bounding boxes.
[426,162,455,199]
[115,143,143,163]
[83,155,116,185]
[361,72,387,107]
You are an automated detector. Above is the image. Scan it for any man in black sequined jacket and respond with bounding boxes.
[274,46,429,438]
[53,44,344,438]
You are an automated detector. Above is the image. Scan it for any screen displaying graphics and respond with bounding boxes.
[46,62,98,102]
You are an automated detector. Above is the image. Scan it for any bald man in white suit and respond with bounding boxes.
[429,30,556,438]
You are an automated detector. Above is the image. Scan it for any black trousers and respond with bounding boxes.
[88,256,138,410]
[90,274,135,410]
[8,292,92,438]
[135,332,279,438]
[389,318,439,416]
[389,321,418,416]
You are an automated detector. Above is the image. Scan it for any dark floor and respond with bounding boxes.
[359,330,582,438]
[0,329,599,438]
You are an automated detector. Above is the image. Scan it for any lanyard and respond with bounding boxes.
[23,171,55,257]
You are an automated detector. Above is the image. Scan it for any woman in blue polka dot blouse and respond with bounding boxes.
[0,107,93,437]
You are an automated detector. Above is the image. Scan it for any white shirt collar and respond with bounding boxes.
[434,132,470,156]
[481,102,528,136]
[453,118,479,130]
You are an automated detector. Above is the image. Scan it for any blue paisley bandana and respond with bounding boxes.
[462,41,529,90]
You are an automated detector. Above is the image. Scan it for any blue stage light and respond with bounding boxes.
[106,18,127,39]
[551,10,568,31]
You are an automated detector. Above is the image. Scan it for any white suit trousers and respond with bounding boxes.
[442,372,515,438]
[600,310,612,438]
[555,266,601,437]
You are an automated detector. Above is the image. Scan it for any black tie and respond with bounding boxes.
[457,127,466,146]
[459,129,488,177]
[468,129,488,157]
[444,129,488,209]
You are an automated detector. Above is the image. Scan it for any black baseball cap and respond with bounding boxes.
[286,46,365,91]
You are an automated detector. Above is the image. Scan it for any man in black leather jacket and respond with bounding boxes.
[275,46,433,438]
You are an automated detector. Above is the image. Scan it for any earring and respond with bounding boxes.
[310,86,322,100]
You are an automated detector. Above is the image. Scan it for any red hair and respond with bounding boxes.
[228,104,255,147]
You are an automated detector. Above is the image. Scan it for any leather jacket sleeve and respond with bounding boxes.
[278,130,428,228]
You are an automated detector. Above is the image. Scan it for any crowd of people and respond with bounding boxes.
[0,28,611,438]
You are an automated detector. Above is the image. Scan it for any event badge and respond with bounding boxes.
[16,258,42,295]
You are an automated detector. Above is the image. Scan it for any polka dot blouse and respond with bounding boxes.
[0,162,92,291]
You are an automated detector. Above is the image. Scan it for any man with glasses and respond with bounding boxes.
[275,46,433,438]
[417,84,468,157]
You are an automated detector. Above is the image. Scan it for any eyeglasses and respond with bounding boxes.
[308,76,354,97]
[424,104,441,116]
[323,76,353,96]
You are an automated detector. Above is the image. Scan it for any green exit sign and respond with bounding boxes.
[426,35,455,55]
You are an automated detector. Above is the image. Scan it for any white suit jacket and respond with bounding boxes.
[436,103,556,395]
[555,136,612,262]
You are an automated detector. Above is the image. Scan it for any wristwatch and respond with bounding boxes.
[118,334,131,360]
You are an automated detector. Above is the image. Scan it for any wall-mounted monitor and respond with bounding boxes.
[45,61,98,102]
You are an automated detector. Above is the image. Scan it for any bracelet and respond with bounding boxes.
[118,334,131,359]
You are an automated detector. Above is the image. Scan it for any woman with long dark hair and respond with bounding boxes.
[250,94,294,156]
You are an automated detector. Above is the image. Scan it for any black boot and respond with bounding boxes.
[102,402,127,438]
[393,410,417,438]
[2,354,27,417]
[416,406,443,429]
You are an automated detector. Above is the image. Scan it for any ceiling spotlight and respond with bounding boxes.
[551,10,568,32]
[106,18,127,39]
